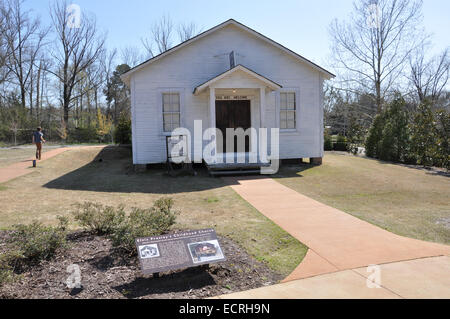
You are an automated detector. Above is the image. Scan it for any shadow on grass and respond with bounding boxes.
[267,162,317,180]
[43,145,319,194]
[43,146,230,194]
[113,267,215,298]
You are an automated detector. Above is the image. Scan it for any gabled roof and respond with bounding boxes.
[121,19,335,85]
[193,64,282,95]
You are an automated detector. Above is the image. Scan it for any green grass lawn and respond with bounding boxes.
[0,146,306,277]
[0,147,36,168]
[0,144,111,168]
[274,152,450,245]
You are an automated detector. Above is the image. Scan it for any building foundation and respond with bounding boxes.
[310,157,323,165]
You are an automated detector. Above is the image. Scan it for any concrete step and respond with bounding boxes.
[209,169,261,176]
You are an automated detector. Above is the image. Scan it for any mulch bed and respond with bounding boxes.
[0,231,282,299]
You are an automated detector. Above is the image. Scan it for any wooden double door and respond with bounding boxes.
[215,100,251,153]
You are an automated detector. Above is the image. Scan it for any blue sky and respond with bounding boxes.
[25,0,450,68]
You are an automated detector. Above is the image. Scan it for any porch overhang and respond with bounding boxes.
[193,64,282,95]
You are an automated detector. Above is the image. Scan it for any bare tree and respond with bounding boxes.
[36,57,50,122]
[141,15,174,58]
[409,46,449,103]
[3,0,48,111]
[329,0,427,113]
[34,57,42,121]
[120,45,143,67]
[177,22,201,42]
[48,0,106,125]
[101,48,117,83]
[0,0,12,85]
[101,48,117,117]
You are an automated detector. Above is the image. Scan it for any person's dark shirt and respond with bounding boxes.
[33,131,43,143]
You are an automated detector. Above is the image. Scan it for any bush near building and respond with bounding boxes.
[365,97,449,169]
[333,135,349,151]
[323,134,349,152]
[114,115,132,145]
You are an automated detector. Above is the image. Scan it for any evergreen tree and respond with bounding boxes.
[104,64,131,124]
[409,101,438,167]
[379,96,410,162]
[365,113,386,158]
[114,113,131,145]
[434,110,450,169]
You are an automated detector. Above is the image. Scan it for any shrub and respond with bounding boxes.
[324,134,333,151]
[7,217,68,264]
[72,202,126,235]
[434,109,450,169]
[0,262,14,287]
[409,101,440,167]
[114,114,131,144]
[67,126,99,143]
[0,250,24,287]
[365,113,385,158]
[0,252,17,287]
[333,135,348,151]
[365,96,410,162]
[378,96,410,162]
[110,198,178,252]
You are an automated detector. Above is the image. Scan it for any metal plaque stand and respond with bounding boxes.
[165,135,196,177]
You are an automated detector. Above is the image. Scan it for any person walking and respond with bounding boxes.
[32,127,46,160]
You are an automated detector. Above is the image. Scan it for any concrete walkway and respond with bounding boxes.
[217,256,450,299]
[0,145,105,184]
[222,176,450,298]
[224,176,450,280]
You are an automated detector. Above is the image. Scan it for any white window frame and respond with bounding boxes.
[158,88,185,136]
[276,88,300,133]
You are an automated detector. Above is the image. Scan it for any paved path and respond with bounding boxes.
[223,176,450,288]
[0,145,105,184]
[217,256,450,299]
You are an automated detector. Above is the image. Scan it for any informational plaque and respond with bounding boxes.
[135,229,226,275]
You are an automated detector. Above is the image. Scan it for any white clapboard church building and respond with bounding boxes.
[121,19,334,174]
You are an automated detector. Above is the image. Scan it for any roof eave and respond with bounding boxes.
[121,18,335,81]
[193,64,282,95]
[120,73,131,87]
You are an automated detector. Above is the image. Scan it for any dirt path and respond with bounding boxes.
[223,176,450,282]
[0,145,106,184]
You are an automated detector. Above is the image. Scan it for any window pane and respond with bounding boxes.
[280,120,287,129]
[288,93,295,104]
[163,114,172,123]
[280,111,287,121]
[163,94,171,104]
[287,111,295,120]
[172,114,180,127]
[164,103,172,112]
[280,93,287,109]
[172,94,180,105]
[172,103,180,112]
[287,94,295,109]
[287,120,295,129]
[163,93,181,131]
